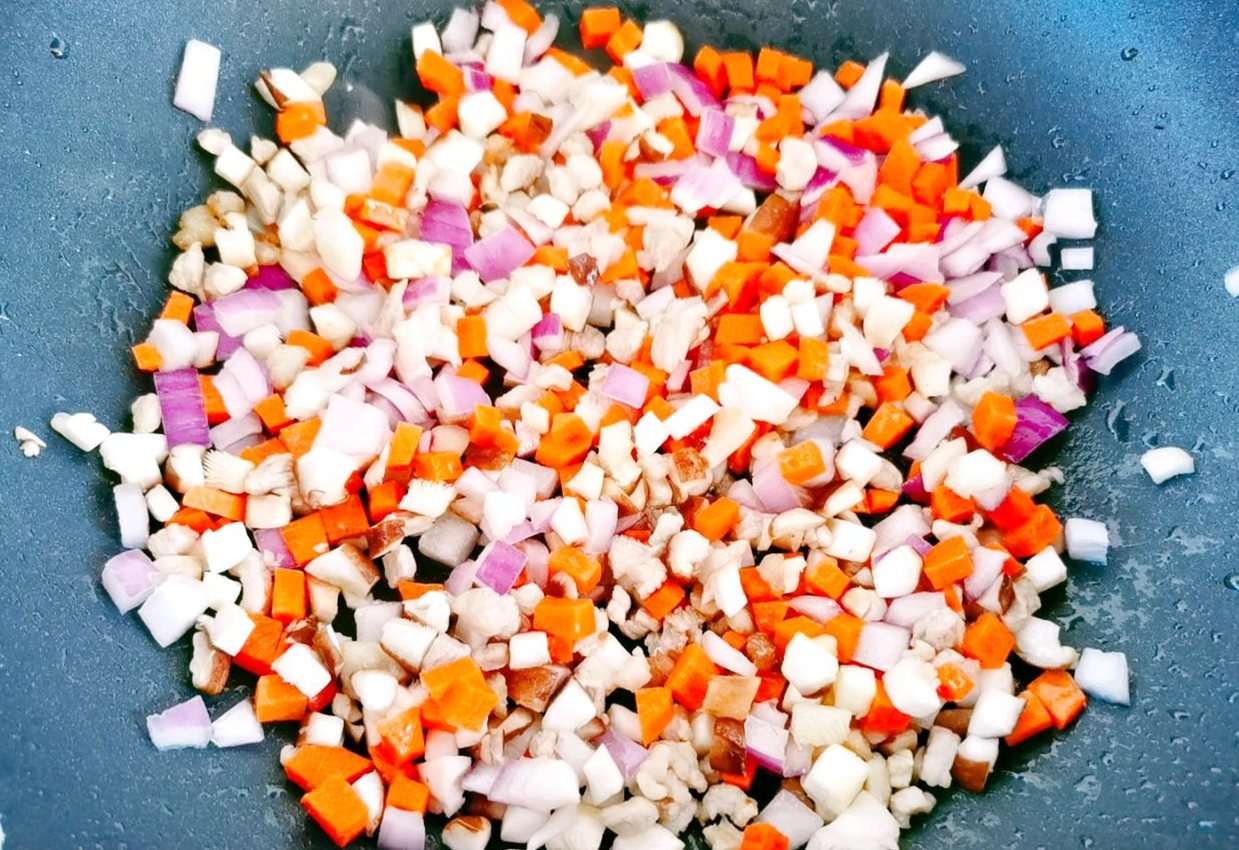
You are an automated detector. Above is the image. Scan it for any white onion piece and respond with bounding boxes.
[488,759,581,811]
[147,696,212,750]
[377,808,426,850]
[1065,518,1109,563]
[1225,265,1239,297]
[884,592,946,628]
[701,631,757,676]
[902,51,966,89]
[114,483,150,549]
[173,40,221,121]
[851,623,910,672]
[1074,648,1130,705]
[210,699,264,747]
[758,789,823,848]
[958,146,1006,191]
[1140,446,1194,484]
[1043,188,1097,238]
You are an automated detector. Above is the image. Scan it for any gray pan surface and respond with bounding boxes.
[0,0,1237,847]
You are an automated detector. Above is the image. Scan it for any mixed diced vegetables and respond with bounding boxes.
[64,2,1156,847]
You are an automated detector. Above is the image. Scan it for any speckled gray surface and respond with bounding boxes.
[0,0,1237,848]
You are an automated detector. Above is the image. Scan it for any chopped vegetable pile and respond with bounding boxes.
[63,3,1146,847]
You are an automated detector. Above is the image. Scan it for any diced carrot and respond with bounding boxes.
[384,422,423,483]
[818,612,861,663]
[253,394,293,433]
[972,391,1018,452]
[985,486,1037,531]
[804,558,850,599]
[181,486,246,521]
[877,137,920,196]
[319,494,369,545]
[255,674,308,723]
[534,413,593,469]
[1022,312,1072,350]
[456,359,490,384]
[548,47,594,76]
[864,488,900,514]
[397,581,445,601]
[370,162,416,206]
[1005,690,1054,745]
[771,616,826,655]
[287,329,336,366]
[1027,669,1088,729]
[1070,309,1106,347]
[270,569,308,625]
[718,753,760,791]
[692,497,740,542]
[752,600,790,633]
[159,291,195,324]
[549,546,603,595]
[1003,504,1063,558]
[417,50,465,96]
[834,60,866,89]
[285,744,374,791]
[605,19,643,64]
[499,111,554,152]
[131,342,162,372]
[923,536,974,589]
[200,376,229,424]
[376,707,425,766]
[386,774,431,813]
[936,662,975,702]
[739,567,779,602]
[777,440,826,485]
[239,437,287,466]
[862,680,912,738]
[367,480,405,522]
[694,46,727,96]
[636,686,675,745]
[580,6,622,48]
[740,823,790,850]
[911,162,953,207]
[411,452,464,482]
[234,614,285,676]
[715,313,765,345]
[420,658,499,731]
[862,403,915,449]
[796,336,831,382]
[532,597,596,644]
[301,773,369,848]
[281,512,330,566]
[496,0,541,34]
[931,485,977,523]
[276,101,327,144]
[532,244,569,272]
[896,283,952,316]
[748,339,799,382]
[165,508,215,534]
[665,643,719,710]
[960,612,1015,670]
[722,52,755,92]
[425,95,459,133]
[754,48,785,85]
[279,417,322,458]
[642,580,687,620]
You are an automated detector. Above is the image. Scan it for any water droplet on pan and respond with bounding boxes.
[1223,572,1239,591]
[1121,47,1139,61]
[49,36,68,59]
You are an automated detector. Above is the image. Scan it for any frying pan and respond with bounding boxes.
[1,0,1236,847]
